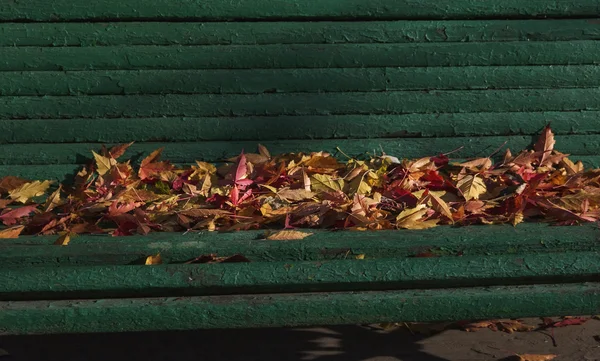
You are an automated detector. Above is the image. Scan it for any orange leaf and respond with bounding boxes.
[108,142,134,159]
[518,354,557,361]
[145,253,162,265]
[0,225,25,238]
[534,125,556,166]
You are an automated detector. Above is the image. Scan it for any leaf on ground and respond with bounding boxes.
[534,125,556,166]
[0,176,30,194]
[277,188,316,201]
[54,233,71,246]
[43,185,63,212]
[8,180,52,203]
[547,317,588,328]
[0,205,39,225]
[266,230,313,240]
[355,254,365,260]
[145,253,162,265]
[108,142,134,159]
[0,225,25,238]
[421,190,454,220]
[311,174,345,193]
[456,174,487,201]
[138,148,173,180]
[396,204,438,230]
[92,151,117,176]
[517,354,557,361]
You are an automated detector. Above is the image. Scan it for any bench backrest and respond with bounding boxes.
[1,1,600,181]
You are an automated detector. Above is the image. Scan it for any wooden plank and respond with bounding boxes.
[1,252,599,300]
[3,66,600,96]
[2,41,600,71]
[3,19,599,47]
[3,89,600,120]
[2,135,600,165]
[1,0,597,22]
[2,283,599,334]
[4,155,600,181]
[2,223,599,267]
[3,111,600,143]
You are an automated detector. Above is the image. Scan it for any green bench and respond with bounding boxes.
[2,0,600,334]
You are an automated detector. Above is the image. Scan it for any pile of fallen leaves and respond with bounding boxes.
[1,125,598,238]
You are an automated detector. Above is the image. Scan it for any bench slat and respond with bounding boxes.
[3,89,600,120]
[3,111,600,144]
[3,41,600,71]
[2,20,599,47]
[2,135,600,165]
[2,223,599,267]
[3,66,600,96]
[2,0,598,22]
[2,283,599,334]
[4,154,600,182]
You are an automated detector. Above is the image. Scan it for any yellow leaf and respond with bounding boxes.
[310,174,345,193]
[54,233,71,246]
[92,151,117,176]
[266,230,313,240]
[456,175,487,201]
[355,254,365,260]
[0,225,24,238]
[43,185,63,212]
[8,180,52,203]
[518,354,557,361]
[348,175,372,195]
[145,253,162,265]
[277,188,316,201]
[396,204,439,230]
[426,191,454,220]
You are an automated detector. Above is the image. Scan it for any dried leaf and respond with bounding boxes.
[0,225,24,238]
[54,233,71,246]
[92,151,117,176]
[355,254,365,260]
[145,253,162,265]
[8,180,52,203]
[456,175,487,201]
[0,205,39,225]
[138,148,173,180]
[277,188,316,201]
[518,354,557,361]
[311,174,345,193]
[266,230,313,240]
[396,204,438,230]
[0,176,30,194]
[108,142,134,159]
[534,125,556,166]
[43,185,63,212]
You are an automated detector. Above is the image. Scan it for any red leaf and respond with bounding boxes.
[0,205,38,226]
[233,151,254,188]
[549,318,588,328]
[138,148,174,180]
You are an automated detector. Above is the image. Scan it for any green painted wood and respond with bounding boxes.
[2,223,599,267]
[3,111,600,143]
[1,252,598,300]
[3,20,599,47]
[3,66,600,96]
[2,135,600,165]
[1,0,597,22]
[3,89,600,120]
[3,41,600,71]
[4,154,600,182]
[2,283,599,334]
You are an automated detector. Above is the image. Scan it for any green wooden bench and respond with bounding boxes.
[2,0,600,334]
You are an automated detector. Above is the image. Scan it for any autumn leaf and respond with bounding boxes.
[396,204,438,230]
[108,142,134,159]
[8,180,52,203]
[43,185,63,212]
[277,188,316,202]
[0,176,30,194]
[266,230,313,240]
[0,225,24,238]
[54,233,71,246]
[0,205,39,225]
[420,190,454,220]
[456,174,487,201]
[311,174,345,193]
[233,151,254,187]
[534,125,556,166]
[138,148,173,180]
[145,253,162,265]
[92,151,117,176]
[517,354,557,361]
[355,254,365,260]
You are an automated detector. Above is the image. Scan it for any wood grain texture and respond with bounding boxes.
[1,0,598,21]
[3,89,600,120]
[2,283,599,334]
[2,41,600,71]
[2,135,600,165]
[3,19,599,46]
[2,223,598,267]
[3,66,600,96]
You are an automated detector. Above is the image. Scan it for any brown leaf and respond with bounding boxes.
[145,253,162,265]
[534,125,556,166]
[178,208,231,218]
[266,230,313,240]
[108,142,134,159]
[277,188,316,201]
[0,176,30,194]
[0,225,25,238]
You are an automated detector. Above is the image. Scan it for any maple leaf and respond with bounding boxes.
[108,142,134,159]
[0,225,25,238]
[456,174,487,201]
[534,125,556,166]
[266,230,313,240]
[0,205,39,226]
[396,204,438,230]
[138,148,174,180]
[8,180,52,203]
[92,150,117,176]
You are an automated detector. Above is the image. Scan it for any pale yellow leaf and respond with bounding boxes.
[145,253,162,265]
[277,188,316,201]
[355,254,365,260]
[310,174,345,193]
[396,204,439,230]
[8,180,52,203]
[266,230,313,240]
[0,225,24,239]
[427,191,454,220]
[43,185,63,212]
[456,175,487,201]
[54,233,71,246]
[92,151,117,176]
